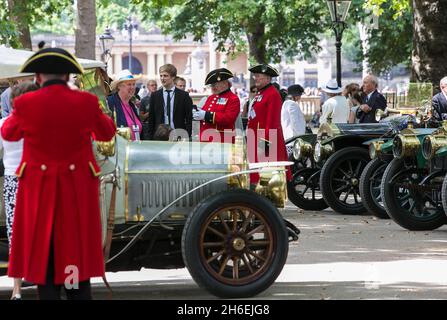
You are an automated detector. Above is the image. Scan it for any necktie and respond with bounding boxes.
[166,90,172,126]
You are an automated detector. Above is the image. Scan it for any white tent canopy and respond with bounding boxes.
[0,46,105,80]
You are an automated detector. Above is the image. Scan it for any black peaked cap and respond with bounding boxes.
[205,68,234,85]
[20,47,84,74]
[248,64,279,77]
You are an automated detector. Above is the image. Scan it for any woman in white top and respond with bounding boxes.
[319,79,350,125]
[281,84,306,139]
[281,84,307,156]
[0,81,39,300]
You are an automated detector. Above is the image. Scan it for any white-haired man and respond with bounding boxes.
[356,75,387,123]
[432,77,447,121]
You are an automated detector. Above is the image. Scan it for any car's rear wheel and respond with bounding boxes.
[359,158,390,219]
[182,189,288,298]
[320,147,369,214]
[287,167,327,211]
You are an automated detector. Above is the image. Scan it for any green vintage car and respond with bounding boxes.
[361,120,435,219]
[380,123,447,230]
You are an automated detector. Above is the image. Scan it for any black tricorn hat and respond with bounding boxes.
[287,84,304,96]
[248,64,279,77]
[205,68,234,85]
[20,47,84,74]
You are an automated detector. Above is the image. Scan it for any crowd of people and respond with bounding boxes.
[2,42,447,301]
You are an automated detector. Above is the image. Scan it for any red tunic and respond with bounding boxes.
[199,89,240,143]
[247,84,289,184]
[2,83,116,285]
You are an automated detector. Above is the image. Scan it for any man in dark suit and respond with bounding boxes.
[432,77,447,121]
[356,75,387,123]
[147,64,193,140]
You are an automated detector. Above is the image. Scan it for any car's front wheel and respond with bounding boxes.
[182,189,288,298]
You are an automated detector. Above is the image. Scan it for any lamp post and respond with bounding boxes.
[99,27,115,73]
[123,16,139,73]
[326,0,351,88]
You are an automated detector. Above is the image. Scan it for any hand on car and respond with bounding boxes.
[193,109,206,121]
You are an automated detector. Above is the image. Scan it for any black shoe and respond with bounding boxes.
[21,281,35,288]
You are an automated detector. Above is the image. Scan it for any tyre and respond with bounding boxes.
[182,189,288,298]
[320,147,370,215]
[359,158,390,219]
[287,167,328,211]
[442,174,447,216]
[381,158,446,231]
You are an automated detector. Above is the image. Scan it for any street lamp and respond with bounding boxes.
[326,0,351,88]
[99,26,115,73]
[123,16,139,73]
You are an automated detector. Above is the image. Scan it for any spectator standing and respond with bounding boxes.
[247,64,289,188]
[356,74,387,123]
[281,84,306,140]
[174,76,187,91]
[432,76,447,121]
[2,48,116,300]
[107,69,142,141]
[147,64,193,140]
[193,68,240,143]
[319,79,349,125]
[139,79,158,139]
[0,81,40,300]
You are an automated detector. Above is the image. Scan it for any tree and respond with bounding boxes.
[410,0,447,92]
[132,0,329,64]
[364,0,447,92]
[0,0,71,48]
[75,0,96,59]
[6,0,32,49]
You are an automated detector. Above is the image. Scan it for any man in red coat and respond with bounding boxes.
[193,68,240,143]
[247,64,289,188]
[2,48,116,299]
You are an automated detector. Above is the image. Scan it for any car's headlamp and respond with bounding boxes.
[293,138,313,161]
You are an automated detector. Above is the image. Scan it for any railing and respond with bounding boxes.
[299,96,321,121]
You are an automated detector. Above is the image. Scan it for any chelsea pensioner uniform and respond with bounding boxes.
[247,83,289,183]
[2,81,116,285]
[200,88,240,143]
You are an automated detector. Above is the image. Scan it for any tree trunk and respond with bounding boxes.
[246,23,266,64]
[75,0,96,59]
[7,0,32,49]
[411,0,447,93]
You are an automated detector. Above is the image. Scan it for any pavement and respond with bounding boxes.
[2,203,447,300]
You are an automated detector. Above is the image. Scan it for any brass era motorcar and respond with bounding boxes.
[379,123,446,230]
[0,48,299,298]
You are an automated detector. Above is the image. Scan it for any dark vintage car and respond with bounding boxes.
[379,123,447,230]
[0,54,299,298]
[289,120,395,215]
[360,117,435,219]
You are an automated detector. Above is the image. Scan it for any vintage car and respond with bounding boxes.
[290,118,396,215]
[380,123,447,230]
[0,47,299,298]
[360,117,435,219]
[285,133,328,211]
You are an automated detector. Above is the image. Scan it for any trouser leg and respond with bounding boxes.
[37,246,61,300]
[64,280,92,300]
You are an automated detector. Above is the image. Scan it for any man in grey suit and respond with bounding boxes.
[356,75,387,123]
[432,77,447,121]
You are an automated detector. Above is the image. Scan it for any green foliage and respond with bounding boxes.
[343,0,412,74]
[131,0,329,63]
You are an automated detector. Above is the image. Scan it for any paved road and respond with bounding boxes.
[2,203,447,300]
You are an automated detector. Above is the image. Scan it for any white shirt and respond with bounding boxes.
[281,100,306,140]
[319,95,349,125]
[0,116,23,176]
[163,87,176,128]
